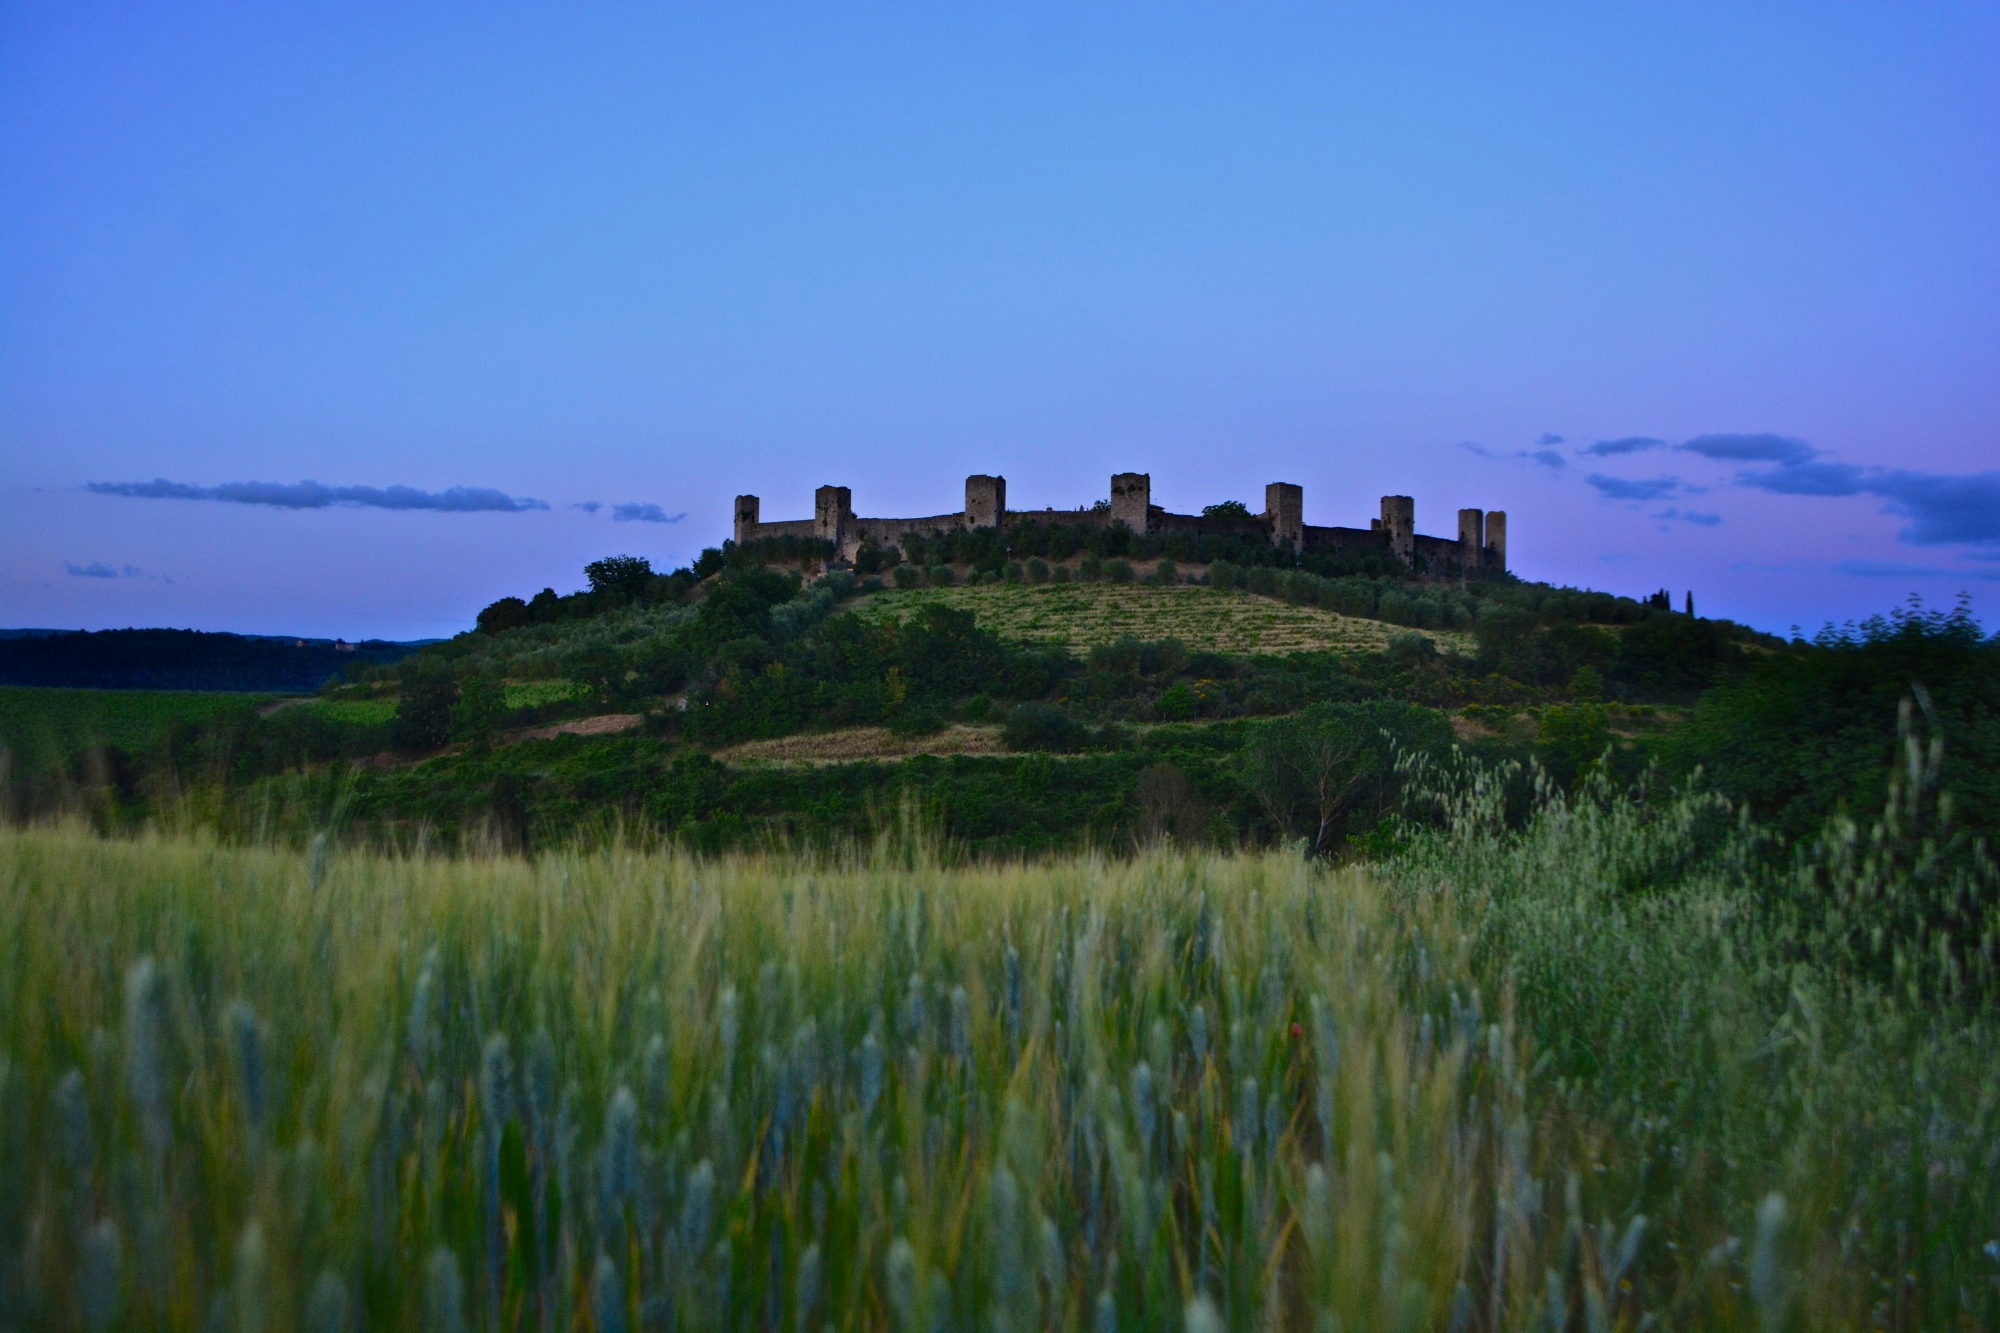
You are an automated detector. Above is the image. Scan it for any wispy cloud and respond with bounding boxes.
[612,502,686,524]
[65,561,164,582]
[88,478,549,513]
[1587,473,1682,502]
[1578,436,1664,457]
[1463,441,1564,468]
[1679,433,1817,464]
[1652,508,1722,527]
[1575,429,2000,552]
[572,501,603,514]
[1537,433,1565,446]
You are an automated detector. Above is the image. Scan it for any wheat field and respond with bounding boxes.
[2,794,1992,1330]
[1,827,1633,1332]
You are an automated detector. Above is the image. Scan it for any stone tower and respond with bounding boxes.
[1380,495,1415,562]
[734,495,760,545]
[1110,472,1151,533]
[1486,511,1507,570]
[1457,508,1484,568]
[965,474,1006,529]
[1265,482,1303,548]
[813,485,853,548]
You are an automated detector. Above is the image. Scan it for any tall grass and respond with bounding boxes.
[1389,727,1999,1330]
[3,724,1994,1329]
[0,829,1652,1330]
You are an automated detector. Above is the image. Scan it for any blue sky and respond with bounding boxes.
[3,3,1996,639]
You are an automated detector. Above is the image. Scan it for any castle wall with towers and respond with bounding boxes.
[732,472,1507,573]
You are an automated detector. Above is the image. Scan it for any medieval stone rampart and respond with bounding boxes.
[731,472,1507,572]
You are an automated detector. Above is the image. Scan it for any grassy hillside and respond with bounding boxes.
[0,685,271,772]
[846,581,1476,656]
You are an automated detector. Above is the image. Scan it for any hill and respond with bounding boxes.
[0,628,429,692]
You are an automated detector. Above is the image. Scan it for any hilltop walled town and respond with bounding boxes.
[734,472,1506,572]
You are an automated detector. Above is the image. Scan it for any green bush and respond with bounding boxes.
[1025,557,1050,584]
[893,564,924,589]
[1207,559,1240,590]
[1105,559,1134,585]
[926,563,956,588]
[1156,680,1197,720]
[390,670,459,751]
[1152,558,1178,586]
[1051,564,1073,584]
[887,702,947,736]
[1002,702,1091,753]
[447,674,508,748]
[1004,561,1026,584]
[1077,553,1102,582]
[1386,630,1437,666]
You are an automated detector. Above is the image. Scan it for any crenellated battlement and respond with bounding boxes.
[732,472,1507,572]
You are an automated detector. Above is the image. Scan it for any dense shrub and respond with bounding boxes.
[1002,702,1091,753]
[391,669,459,750]
[1657,599,1998,841]
[1386,630,1437,666]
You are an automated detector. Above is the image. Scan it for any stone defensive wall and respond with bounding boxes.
[734,472,1505,572]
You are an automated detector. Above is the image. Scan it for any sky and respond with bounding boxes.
[2,3,1997,640]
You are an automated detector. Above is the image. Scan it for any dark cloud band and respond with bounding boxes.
[1579,436,1664,457]
[1737,464,2000,546]
[88,478,549,513]
[1587,473,1682,501]
[1680,433,1817,465]
[612,503,686,524]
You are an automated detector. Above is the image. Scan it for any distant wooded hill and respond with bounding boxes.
[0,628,430,692]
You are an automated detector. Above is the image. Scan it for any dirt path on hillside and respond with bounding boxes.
[512,713,644,742]
[715,724,1005,766]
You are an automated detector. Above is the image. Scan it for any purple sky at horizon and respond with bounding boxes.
[3,4,1997,641]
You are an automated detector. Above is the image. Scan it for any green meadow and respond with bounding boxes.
[0,686,273,775]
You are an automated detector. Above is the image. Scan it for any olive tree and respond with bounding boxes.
[1243,705,1379,853]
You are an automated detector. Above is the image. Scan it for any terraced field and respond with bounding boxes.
[850,581,1473,655]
